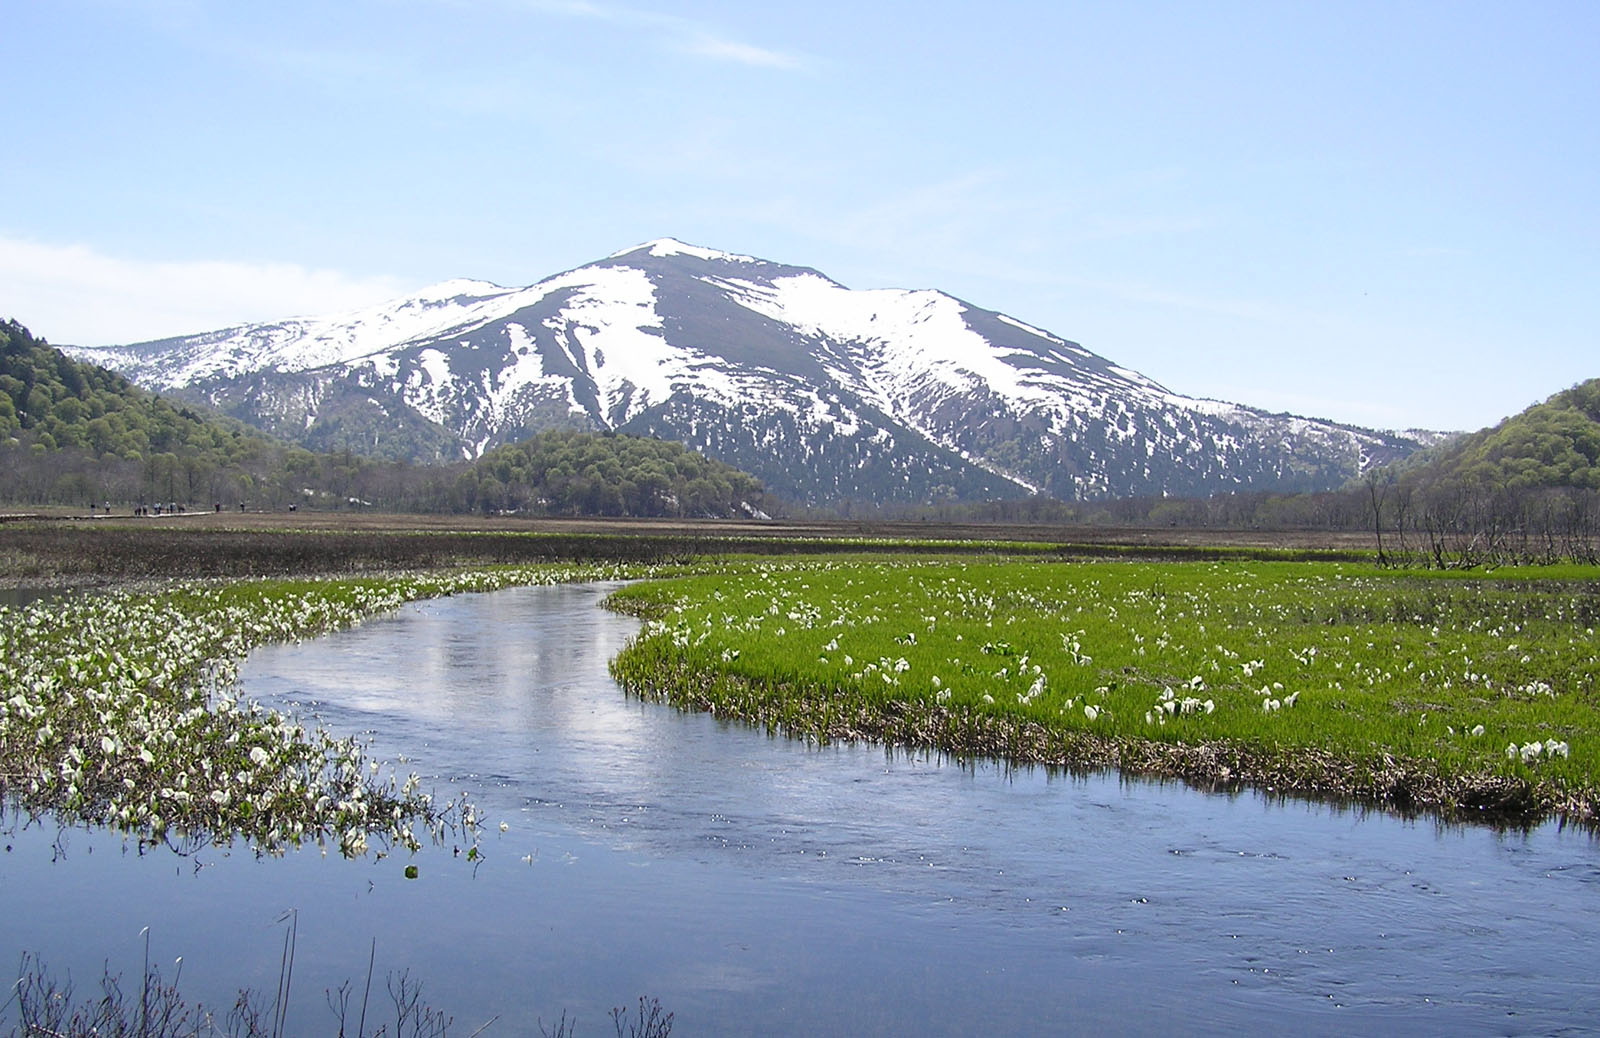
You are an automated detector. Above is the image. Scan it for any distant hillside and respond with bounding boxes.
[1396,378,1600,492]
[1,318,770,518]
[1357,378,1600,566]
[1,318,270,461]
[1,318,288,506]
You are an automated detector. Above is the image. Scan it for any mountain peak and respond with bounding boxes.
[61,241,1439,504]
[608,238,760,264]
[414,277,513,299]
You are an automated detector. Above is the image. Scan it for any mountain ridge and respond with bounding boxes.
[65,238,1444,504]
[1,317,773,518]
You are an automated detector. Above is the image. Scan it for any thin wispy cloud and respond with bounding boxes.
[757,170,1227,295]
[677,32,805,70]
[789,170,1025,268]
[510,0,810,70]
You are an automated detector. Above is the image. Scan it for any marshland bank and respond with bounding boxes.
[0,563,655,857]
[1,506,1381,549]
[0,510,1377,586]
[607,557,1600,827]
[4,516,1596,839]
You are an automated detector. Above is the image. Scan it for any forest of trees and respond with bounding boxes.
[1360,379,1600,566]
[456,431,766,517]
[0,320,771,518]
[1,318,286,509]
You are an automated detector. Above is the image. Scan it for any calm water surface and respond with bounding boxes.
[0,585,76,610]
[3,583,1596,1035]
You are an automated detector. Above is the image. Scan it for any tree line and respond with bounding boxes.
[1359,379,1600,567]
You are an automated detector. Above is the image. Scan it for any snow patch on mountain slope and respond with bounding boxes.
[400,348,457,427]
[1165,394,1247,419]
[535,265,703,420]
[488,322,573,412]
[995,313,1074,350]
[711,272,1214,462]
[404,263,764,431]
[713,273,1062,410]
[75,278,544,389]
[415,348,453,389]
[244,279,532,375]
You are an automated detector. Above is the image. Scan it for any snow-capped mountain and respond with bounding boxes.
[66,238,1440,504]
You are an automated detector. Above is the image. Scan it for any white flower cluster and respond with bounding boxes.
[1255,681,1299,712]
[1143,676,1216,726]
[1,565,620,857]
[1144,685,1215,726]
[1507,738,1571,763]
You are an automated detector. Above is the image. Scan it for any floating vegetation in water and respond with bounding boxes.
[608,557,1600,823]
[2,920,666,1037]
[0,564,646,857]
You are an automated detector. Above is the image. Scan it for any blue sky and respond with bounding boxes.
[2,1,1594,432]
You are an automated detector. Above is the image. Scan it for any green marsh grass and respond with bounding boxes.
[609,557,1600,822]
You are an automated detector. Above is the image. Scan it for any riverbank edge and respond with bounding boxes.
[605,602,1592,828]
[0,565,647,857]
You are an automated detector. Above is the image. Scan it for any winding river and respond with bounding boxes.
[3,582,1597,1035]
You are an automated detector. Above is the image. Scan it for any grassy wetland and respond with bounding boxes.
[608,556,1600,824]
[5,518,1600,1032]
[0,520,676,1036]
[0,558,650,857]
[6,509,1600,850]
[6,515,1600,842]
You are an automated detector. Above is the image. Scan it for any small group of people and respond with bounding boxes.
[119,500,294,515]
[133,502,183,516]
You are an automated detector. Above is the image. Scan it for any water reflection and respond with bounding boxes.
[3,582,1597,1036]
[0,585,74,610]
